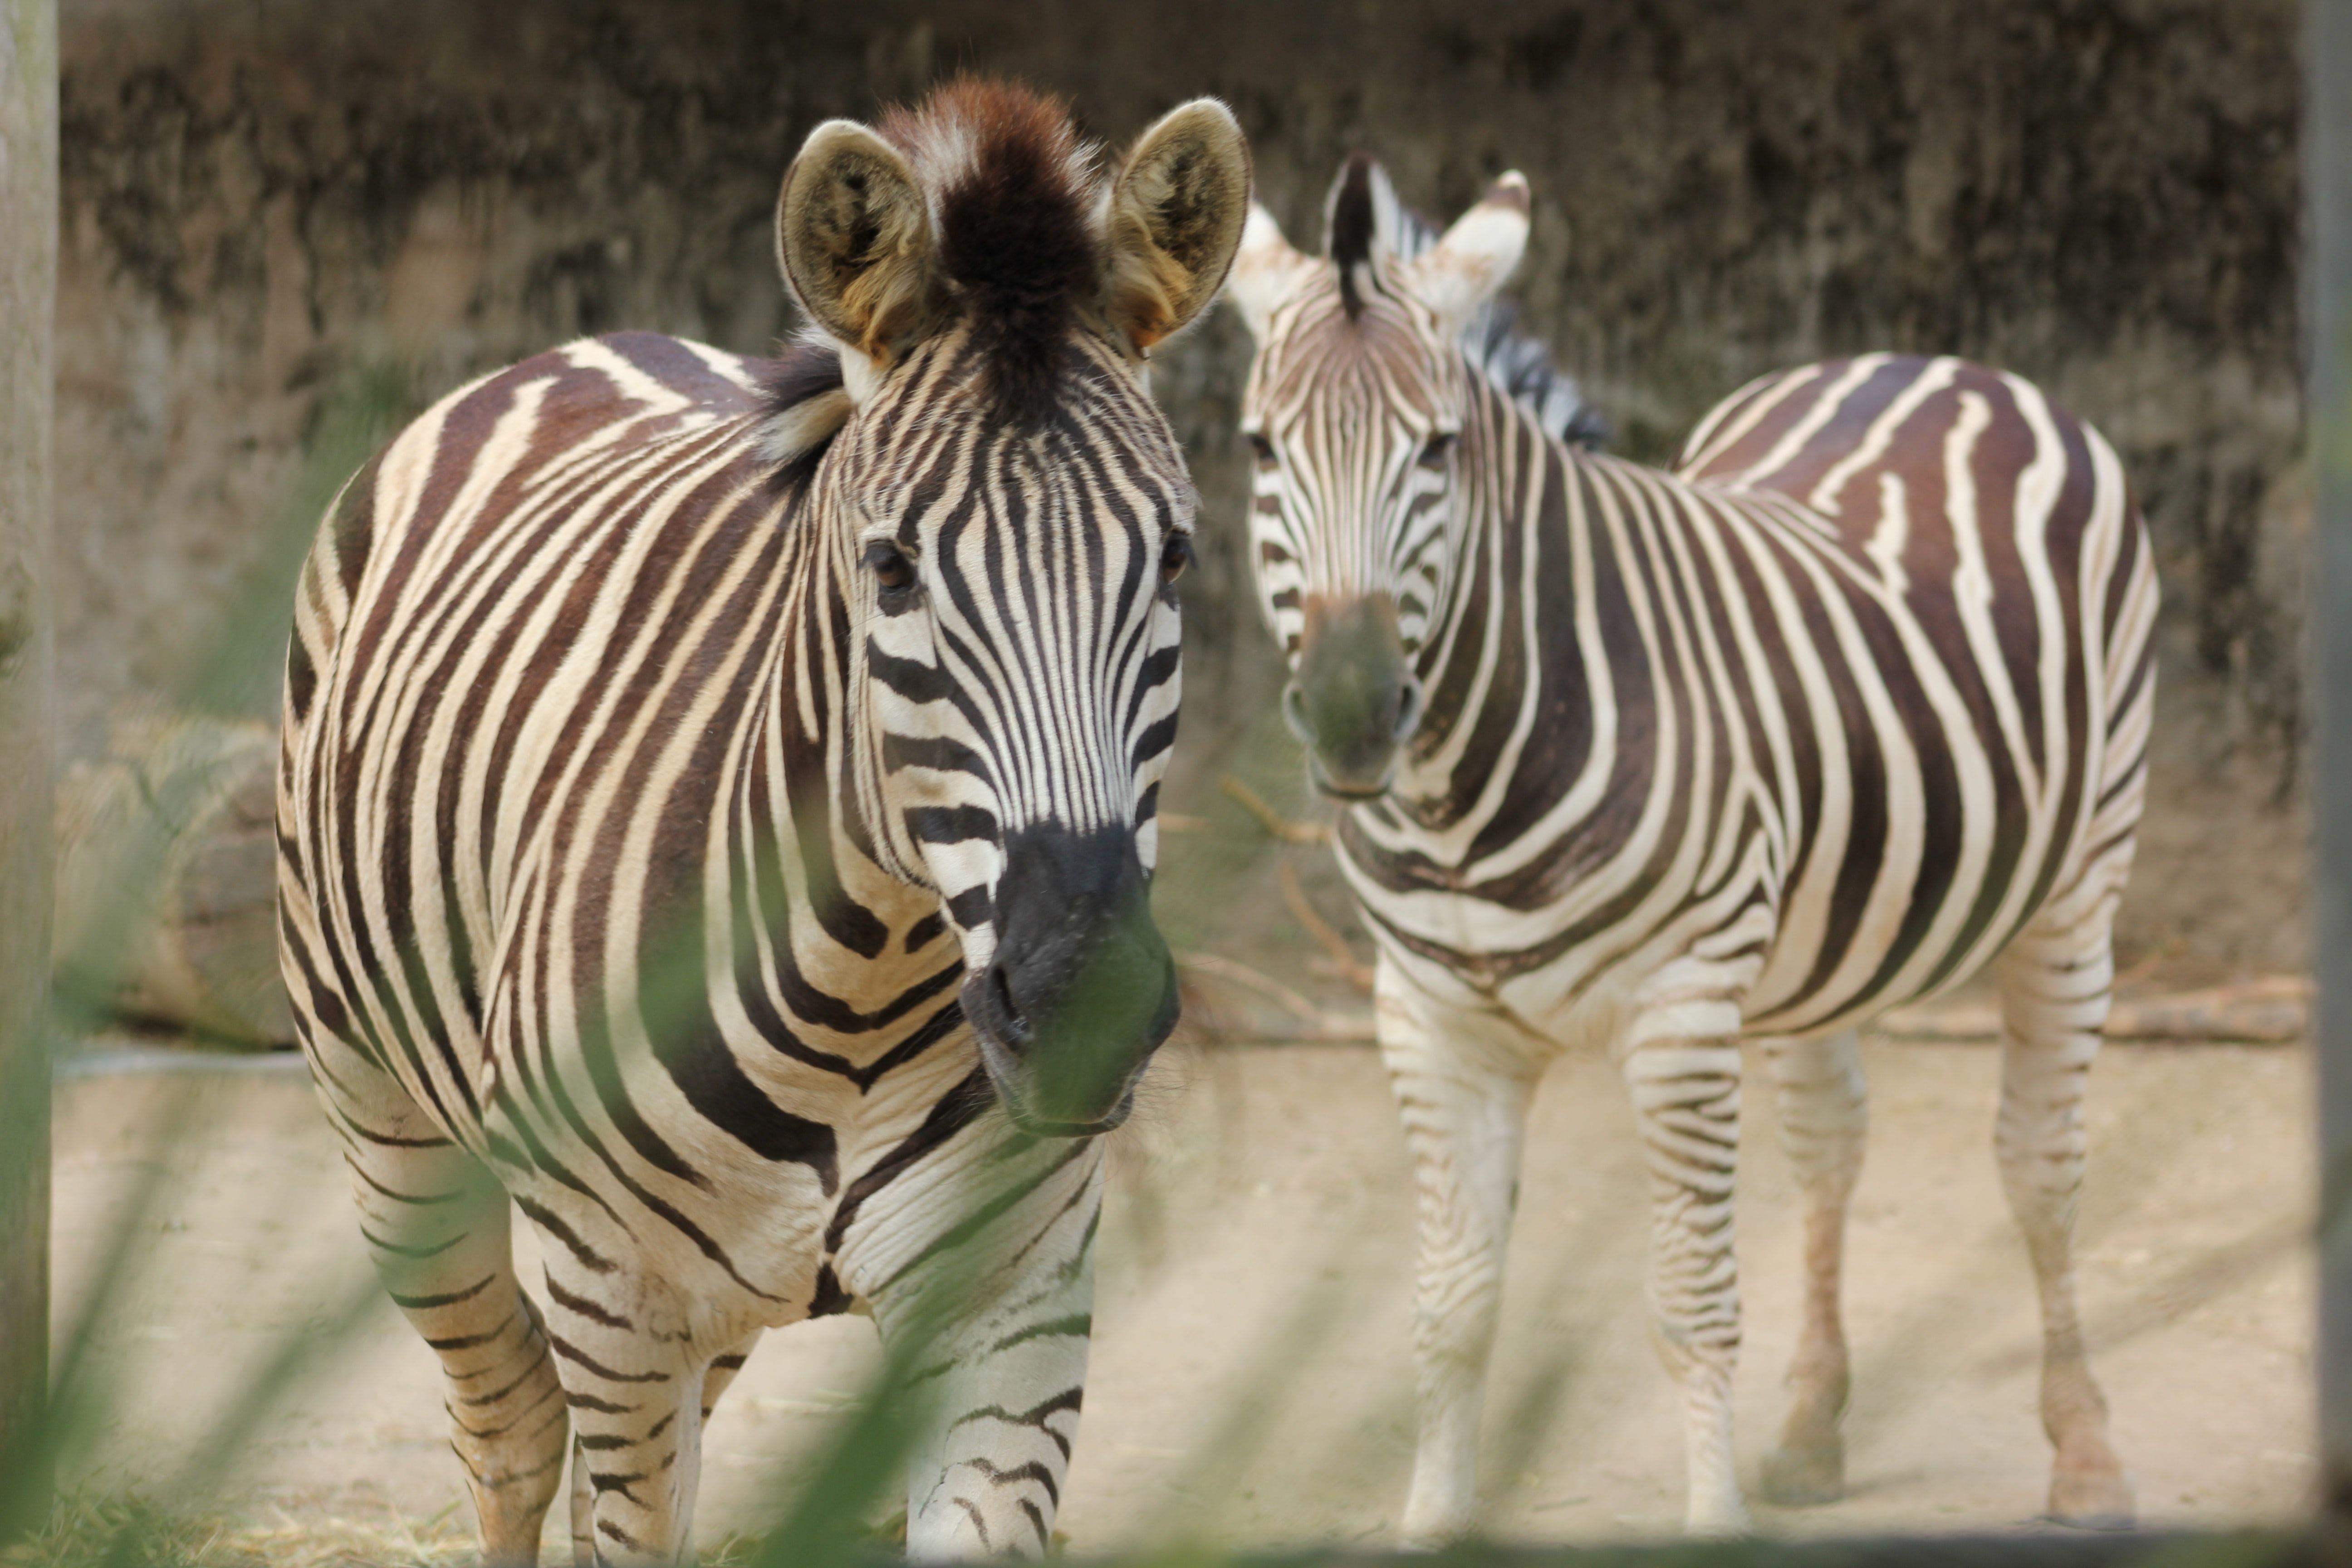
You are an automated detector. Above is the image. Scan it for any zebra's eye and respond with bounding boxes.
[1160,533,1194,588]
[864,541,916,596]
[1419,432,1457,470]
[1247,432,1276,466]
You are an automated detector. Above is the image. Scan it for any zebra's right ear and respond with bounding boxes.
[776,120,940,382]
[1102,98,1255,353]
[1225,202,1317,343]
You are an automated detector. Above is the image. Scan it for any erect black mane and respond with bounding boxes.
[1319,153,1604,446]
[1327,153,1378,320]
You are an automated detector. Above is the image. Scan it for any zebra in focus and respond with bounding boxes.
[1225,156,2155,1537]
[276,79,1250,1565]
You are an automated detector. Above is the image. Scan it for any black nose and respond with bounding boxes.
[1289,593,1420,798]
[962,823,1179,1135]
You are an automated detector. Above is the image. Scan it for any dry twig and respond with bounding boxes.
[1176,951,1375,1042]
[1218,774,1330,844]
[1278,861,1375,993]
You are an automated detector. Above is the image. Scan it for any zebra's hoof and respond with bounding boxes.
[2048,1468,2136,1532]
[1760,1435,1844,1507]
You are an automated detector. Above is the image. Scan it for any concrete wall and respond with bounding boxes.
[56,0,2305,964]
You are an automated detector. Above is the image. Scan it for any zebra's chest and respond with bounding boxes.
[468,829,984,1316]
[1333,721,1799,1051]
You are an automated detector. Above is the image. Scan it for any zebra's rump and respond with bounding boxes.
[1342,354,2155,1041]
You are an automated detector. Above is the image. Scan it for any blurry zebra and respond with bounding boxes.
[1225,156,2154,1536]
[276,80,1250,1566]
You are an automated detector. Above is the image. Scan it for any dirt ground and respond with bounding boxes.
[49,1034,2314,1555]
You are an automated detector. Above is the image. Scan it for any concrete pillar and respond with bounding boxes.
[0,0,56,1525]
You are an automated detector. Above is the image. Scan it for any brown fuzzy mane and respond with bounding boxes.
[878,78,1107,425]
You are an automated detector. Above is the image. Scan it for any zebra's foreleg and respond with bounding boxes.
[1994,906,2134,1529]
[1757,1029,1867,1506]
[858,1132,1104,1559]
[565,1332,761,1568]
[527,1252,705,1568]
[1622,1034,1748,1535]
[338,1130,568,1565]
[1379,971,1539,1547]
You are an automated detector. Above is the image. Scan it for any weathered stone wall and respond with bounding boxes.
[56,0,2305,963]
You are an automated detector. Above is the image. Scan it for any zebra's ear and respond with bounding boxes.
[1401,172,1532,336]
[776,119,940,375]
[1225,202,1317,343]
[1102,98,1254,353]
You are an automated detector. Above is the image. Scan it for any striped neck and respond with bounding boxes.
[1382,365,1615,835]
[751,476,947,966]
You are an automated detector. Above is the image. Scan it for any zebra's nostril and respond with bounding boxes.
[1281,682,1317,744]
[989,962,1030,1044]
[1393,676,1425,743]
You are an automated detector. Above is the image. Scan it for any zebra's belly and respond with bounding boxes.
[1347,785,2090,1053]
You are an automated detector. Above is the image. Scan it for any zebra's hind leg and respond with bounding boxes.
[1380,967,1540,1547]
[327,1085,567,1563]
[1994,906,2134,1529]
[1757,1029,1867,1507]
[567,1333,761,1567]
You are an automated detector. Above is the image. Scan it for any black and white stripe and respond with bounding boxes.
[278,82,1250,1566]
[1226,158,2155,1537]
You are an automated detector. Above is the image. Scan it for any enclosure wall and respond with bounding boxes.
[54,0,2303,964]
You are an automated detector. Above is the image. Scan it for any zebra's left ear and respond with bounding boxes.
[1401,172,1532,336]
[1102,99,1254,353]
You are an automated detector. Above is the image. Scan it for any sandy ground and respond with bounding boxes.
[49,1035,2315,1554]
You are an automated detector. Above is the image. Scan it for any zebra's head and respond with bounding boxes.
[1224,156,1541,799]
[770,80,1251,1137]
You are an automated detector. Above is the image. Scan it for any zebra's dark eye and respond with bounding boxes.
[864,541,916,596]
[1419,432,1457,470]
[1160,532,1194,587]
[1247,432,1276,466]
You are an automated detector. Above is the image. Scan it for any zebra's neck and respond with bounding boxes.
[1376,368,1632,852]
[743,474,953,998]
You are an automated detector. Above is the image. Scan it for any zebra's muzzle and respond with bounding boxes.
[1288,593,1424,800]
[962,823,1180,1137]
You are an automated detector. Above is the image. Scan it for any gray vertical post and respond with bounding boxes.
[0,0,55,1525]
[2317,0,2352,1540]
